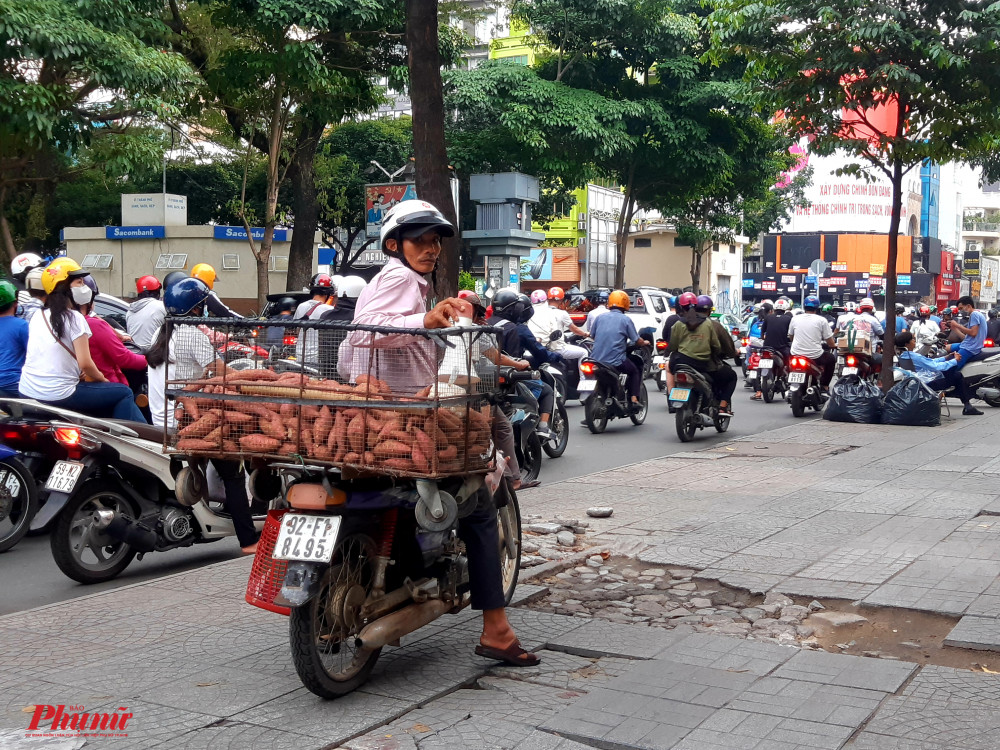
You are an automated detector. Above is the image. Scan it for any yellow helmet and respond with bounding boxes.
[42,258,86,295]
[190,263,217,289]
[608,289,630,311]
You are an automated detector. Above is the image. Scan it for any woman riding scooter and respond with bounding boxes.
[668,294,737,416]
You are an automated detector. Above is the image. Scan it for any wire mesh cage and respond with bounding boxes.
[162,316,498,478]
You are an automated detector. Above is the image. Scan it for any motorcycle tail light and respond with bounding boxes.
[791,357,808,370]
[987,339,996,348]
[580,361,597,376]
[741,337,749,346]
[845,355,857,367]
[250,328,259,338]
[676,371,692,384]
[655,340,667,352]
[749,354,760,368]
[283,335,297,346]
[53,427,81,447]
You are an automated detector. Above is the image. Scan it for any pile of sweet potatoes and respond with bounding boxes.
[171,370,491,475]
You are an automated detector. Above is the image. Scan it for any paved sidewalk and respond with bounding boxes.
[4,411,1000,749]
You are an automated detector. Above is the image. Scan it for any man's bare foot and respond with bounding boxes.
[241,542,258,555]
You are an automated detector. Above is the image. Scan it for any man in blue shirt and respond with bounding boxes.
[0,280,29,397]
[589,290,650,409]
[950,295,987,368]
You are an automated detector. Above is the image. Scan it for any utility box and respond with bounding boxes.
[469,173,539,204]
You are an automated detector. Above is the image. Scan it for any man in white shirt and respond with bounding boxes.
[584,291,610,333]
[294,273,336,365]
[909,304,941,355]
[789,296,836,391]
[127,275,166,352]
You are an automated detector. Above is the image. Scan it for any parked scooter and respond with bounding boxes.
[787,355,827,417]
[0,440,39,552]
[669,365,731,442]
[0,399,268,583]
[580,349,649,434]
[959,346,1000,406]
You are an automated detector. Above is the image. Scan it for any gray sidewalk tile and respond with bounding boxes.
[148,721,326,750]
[795,547,920,585]
[846,732,949,749]
[75,699,214,750]
[944,615,1000,651]
[51,645,210,697]
[692,569,785,594]
[136,664,302,717]
[230,687,408,742]
[220,644,300,681]
[772,649,918,692]
[900,664,1000,705]
[663,633,798,676]
[774,577,878,601]
[706,552,811,577]
[673,709,855,750]
[543,618,686,659]
[726,676,886,726]
[861,696,1000,750]
[598,657,758,706]
[488,649,634,690]
[1,678,120,731]
[863,555,1000,615]
[638,541,739,569]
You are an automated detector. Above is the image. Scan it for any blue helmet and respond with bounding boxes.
[804,295,820,310]
[597,290,610,304]
[669,296,678,309]
[165,277,211,315]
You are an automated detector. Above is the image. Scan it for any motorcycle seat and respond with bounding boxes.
[105,419,167,443]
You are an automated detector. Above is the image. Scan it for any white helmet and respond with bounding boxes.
[10,252,43,278]
[791,307,804,315]
[379,200,455,250]
[844,301,857,313]
[25,267,46,292]
[774,298,791,312]
[330,274,345,295]
[762,298,774,307]
[859,297,875,312]
[338,275,367,299]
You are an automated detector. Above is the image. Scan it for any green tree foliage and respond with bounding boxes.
[709,0,1000,387]
[0,0,192,261]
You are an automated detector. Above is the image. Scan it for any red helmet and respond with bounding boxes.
[548,286,565,301]
[136,275,161,293]
[918,305,930,316]
[310,273,333,290]
[951,306,960,315]
[457,289,486,315]
[678,292,698,308]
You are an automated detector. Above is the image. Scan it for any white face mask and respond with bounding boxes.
[71,285,94,306]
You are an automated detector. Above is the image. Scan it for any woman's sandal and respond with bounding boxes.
[475,641,541,667]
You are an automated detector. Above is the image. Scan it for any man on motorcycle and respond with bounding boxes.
[668,293,736,415]
[820,303,837,327]
[488,290,557,440]
[893,303,908,334]
[21,267,46,321]
[910,305,941,356]
[529,288,589,396]
[127,275,166,352]
[0,280,28,397]
[349,198,539,667]
[191,263,244,318]
[854,298,885,338]
[584,290,610,332]
[896,331,981,415]
[836,301,858,332]
[261,296,298,349]
[789,296,836,393]
[988,309,1000,344]
[755,298,792,400]
[589,290,650,411]
[294,273,336,366]
[9,252,45,318]
[949,295,988,367]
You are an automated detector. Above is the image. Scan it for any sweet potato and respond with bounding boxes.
[234,369,279,381]
[377,415,403,442]
[260,414,285,441]
[414,385,432,399]
[239,434,281,452]
[424,417,449,449]
[468,408,491,431]
[412,428,434,459]
[411,444,431,474]
[241,402,281,420]
[279,403,297,416]
[279,442,297,455]
[347,414,365,453]
[223,439,239,453]
[178,396,201,422]
[276,372,309,385]
[301,429,313,451]
[302,404,321,419]
[436,408,464,432]
[344,451,362,464]
[179,411,221,438]
[373,440,411,460]
[383,458,416,472]
[223,410,254,425]
[438,445,458,461]
[204,426,224,444]
[363,450,376,465]
[313,405,334,441]
[329,410,347,450]
[312,444,333,460]
[176,437,219,452]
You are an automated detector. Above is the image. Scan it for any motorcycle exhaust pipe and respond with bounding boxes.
[977,387,1000,401]
[354,598,452,651]
[96,511,158,553]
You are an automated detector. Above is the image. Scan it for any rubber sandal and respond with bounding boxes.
[518,479,541,489]
[750,394,762,401]
[475,641,541,667]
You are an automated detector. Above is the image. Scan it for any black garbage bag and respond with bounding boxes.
[823,376,883,423]
[881,376,941,427]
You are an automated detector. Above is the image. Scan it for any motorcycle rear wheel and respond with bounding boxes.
[519,431,543,483]
[584,391,609,434]
[630,383,649,425]
[543,403,569,458]
[790,388,805,418]
[761,373,775,403]
[713,411,731,433]
[497,482,522,605]
[50,481,137,584]
[290,534,382,699]
[0,456,39,553]
[675,406,697,442]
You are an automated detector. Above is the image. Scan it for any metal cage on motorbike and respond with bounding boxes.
[162,317,498,478]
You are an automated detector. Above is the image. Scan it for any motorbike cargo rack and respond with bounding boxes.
[162,316,498,479]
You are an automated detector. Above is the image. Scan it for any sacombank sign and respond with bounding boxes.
[213,226,288,242]
[105,226,165,240]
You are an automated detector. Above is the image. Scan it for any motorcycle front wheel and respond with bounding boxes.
[519,431,543,483]
[50,481,137,584]
[630,383,649,425]
[290,534,382,699]
[713,410,731,433]
[0,456,39,553]
[790,388,805,418]
[584,390,609,434]
[497,482,522,605]
[675,406,697,442]
[543,403,569,458]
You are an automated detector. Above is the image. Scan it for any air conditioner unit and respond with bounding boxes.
[578,237,587,248]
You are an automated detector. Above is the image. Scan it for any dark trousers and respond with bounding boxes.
[458,488,505,611]
[814,351,837,387]
[619,357,641,399]
[930,368,973,405]
[0,387,20,398]
[211,459,259,548]
[671,353,737,403]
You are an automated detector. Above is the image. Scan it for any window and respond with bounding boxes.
[499,54,528,65]
[155,253,187,269]
[222,253,240,270]
[81,254,113,269]
[633,238,652,248]
[269,255,289,272]
[729,244,736,254]
[648,294,667,314]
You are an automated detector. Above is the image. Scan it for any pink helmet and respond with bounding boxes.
[530,289,548,304]
[678,292,698,308]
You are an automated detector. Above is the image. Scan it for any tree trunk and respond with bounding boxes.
[407,0,458,300]
[691,242,707,293]
[256,256,269,313]
[880,157,904,392]
[0,186,15,265]
[613,164,637,289]
[286,118,325,293]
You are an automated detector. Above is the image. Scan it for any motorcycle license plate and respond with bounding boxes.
[788,372,806,384]
[44,461,84,494]
[669,388,691,403]
[758,359,773,369]
[842,367,858,376]
[273,514,342,562]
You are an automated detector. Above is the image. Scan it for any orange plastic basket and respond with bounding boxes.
[245,509,291,616]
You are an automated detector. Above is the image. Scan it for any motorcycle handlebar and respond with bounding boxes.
[500,367,539,382]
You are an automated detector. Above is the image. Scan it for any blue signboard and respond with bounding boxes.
[317,247,338,266]
[897,275,911,286]
[805,275,817,284]
[213,226,288,242]
[106,225,165,240]
[742,279,755,288]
